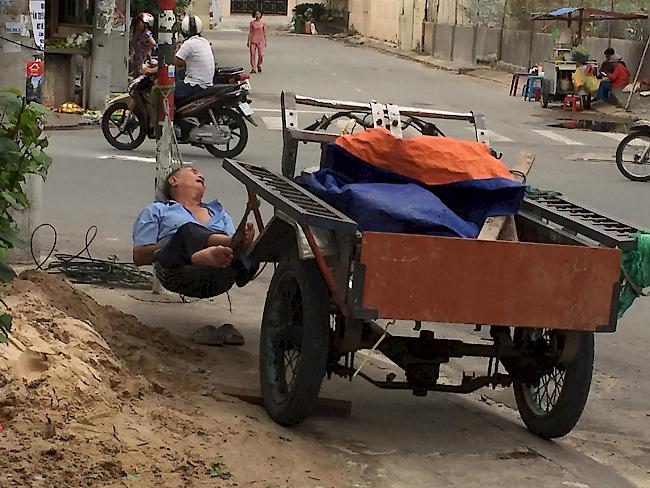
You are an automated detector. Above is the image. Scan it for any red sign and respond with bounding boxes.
[25,60,44,77]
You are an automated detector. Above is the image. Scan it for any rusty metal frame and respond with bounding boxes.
[280,91,490,178]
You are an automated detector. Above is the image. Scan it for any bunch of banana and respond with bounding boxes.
[58,102,84,114]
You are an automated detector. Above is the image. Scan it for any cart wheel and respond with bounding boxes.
[259,251,330,426]
[512,329,594,439]
[541,80,551,108]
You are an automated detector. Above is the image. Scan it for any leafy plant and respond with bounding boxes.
[295,3,327,21]
[0,89,53,342]
[206,457,231,480]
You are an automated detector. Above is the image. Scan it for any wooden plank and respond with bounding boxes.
[287,128,338,143]
[478,152,536,242]
[214,384,352,418]
[359,232,620,331]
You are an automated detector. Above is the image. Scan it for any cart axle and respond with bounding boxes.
[354,370,512,396]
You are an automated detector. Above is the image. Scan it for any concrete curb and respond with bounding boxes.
[44,122,100,131]
[43,110,101,131]
[44,119,100,131]
[332,36,467,75]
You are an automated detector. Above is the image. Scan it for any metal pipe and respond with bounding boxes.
[293,95,475,121]
[246,188,265,232]
[625,34,650,111]
[301,224,349,316]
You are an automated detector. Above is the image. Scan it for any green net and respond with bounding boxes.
[619,231,650,318]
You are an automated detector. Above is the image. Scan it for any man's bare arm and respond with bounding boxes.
[174,56,186,68]
[133,244,161,266]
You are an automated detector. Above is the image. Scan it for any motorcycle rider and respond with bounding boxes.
[174,15,215,101]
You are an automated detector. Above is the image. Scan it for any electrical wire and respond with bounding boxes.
[0,36,44,52]
[31,224,153,288]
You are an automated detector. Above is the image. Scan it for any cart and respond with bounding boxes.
[530,7,648,108]
[540,58,591,108]
[222,93,638,439]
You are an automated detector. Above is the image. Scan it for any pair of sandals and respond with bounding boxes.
[191,323,245,346]
[251,66,263,74]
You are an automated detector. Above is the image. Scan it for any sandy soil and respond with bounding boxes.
[0,271,360,487]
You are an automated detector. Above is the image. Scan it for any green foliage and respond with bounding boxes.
[0,313,11,344]
[0,88,53,343]
[295,3,327,21]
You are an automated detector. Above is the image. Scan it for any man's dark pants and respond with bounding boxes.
[155,222,257,294]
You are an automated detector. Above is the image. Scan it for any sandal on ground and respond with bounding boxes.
[190,323,245,346]
[257,66,262,73]
[250,69,256,74]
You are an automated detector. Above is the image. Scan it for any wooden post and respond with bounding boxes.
[478,152,536,242]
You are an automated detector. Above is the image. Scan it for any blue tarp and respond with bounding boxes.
[297,142,526,239]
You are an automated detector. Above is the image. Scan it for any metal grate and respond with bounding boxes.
[521,191,638,250]
[223,159,358,233]
[230,0,288,15]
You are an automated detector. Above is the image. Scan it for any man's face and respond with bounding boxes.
[170,167,206,199]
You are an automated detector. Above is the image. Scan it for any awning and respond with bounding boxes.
[531,7,648,22]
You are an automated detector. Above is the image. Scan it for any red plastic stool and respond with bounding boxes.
[562,95,583,112]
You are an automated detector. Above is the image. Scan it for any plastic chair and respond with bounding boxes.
[562,95,583,112]
[524,76,544,101]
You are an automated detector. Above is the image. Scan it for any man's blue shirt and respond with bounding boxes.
[133,199,235,246]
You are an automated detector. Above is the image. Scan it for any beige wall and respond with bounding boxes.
[349,0,401,43]
[349,0,426,48]
[435,0,476,26]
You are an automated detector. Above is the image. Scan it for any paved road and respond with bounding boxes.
[42,31,650,487]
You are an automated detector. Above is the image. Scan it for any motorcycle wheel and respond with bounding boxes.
[616,132,650,182]
[204,108,249,159]
[101,102,146,151]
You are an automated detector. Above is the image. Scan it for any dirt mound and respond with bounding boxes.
[0,272,356,487]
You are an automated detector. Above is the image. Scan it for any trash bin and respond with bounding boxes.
[294,17,304,34]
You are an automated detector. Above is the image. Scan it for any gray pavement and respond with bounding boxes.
[42,31,650,487]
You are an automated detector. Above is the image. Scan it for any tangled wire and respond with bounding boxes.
[31,224,153,289]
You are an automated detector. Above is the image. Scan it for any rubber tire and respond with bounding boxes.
[541,80,550,108]
[513,331,594,439]
[259,252,329,426]
[101,102,146,151]
[204,108,249,159]
[616,132,650,182]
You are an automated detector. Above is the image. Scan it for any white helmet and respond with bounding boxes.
[139,12,154,27]
[181,15,203,36]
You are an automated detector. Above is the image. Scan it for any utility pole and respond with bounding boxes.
[153,0,177,293]
[155,0,178,201]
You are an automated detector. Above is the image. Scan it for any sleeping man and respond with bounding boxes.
[132,166,256,345]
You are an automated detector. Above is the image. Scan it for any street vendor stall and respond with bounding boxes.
[530,7,648,108]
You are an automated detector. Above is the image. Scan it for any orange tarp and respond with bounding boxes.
[335,128,513,186]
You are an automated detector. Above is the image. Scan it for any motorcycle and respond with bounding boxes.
[616,120,650,182]
[101,65,256,159]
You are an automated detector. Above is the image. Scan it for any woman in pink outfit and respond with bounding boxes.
[247,9,267,73]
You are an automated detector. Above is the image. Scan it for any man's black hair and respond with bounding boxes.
[604,47,615,56]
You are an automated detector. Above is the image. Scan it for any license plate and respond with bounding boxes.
[239,102,254,117]
[243,80,251,91]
